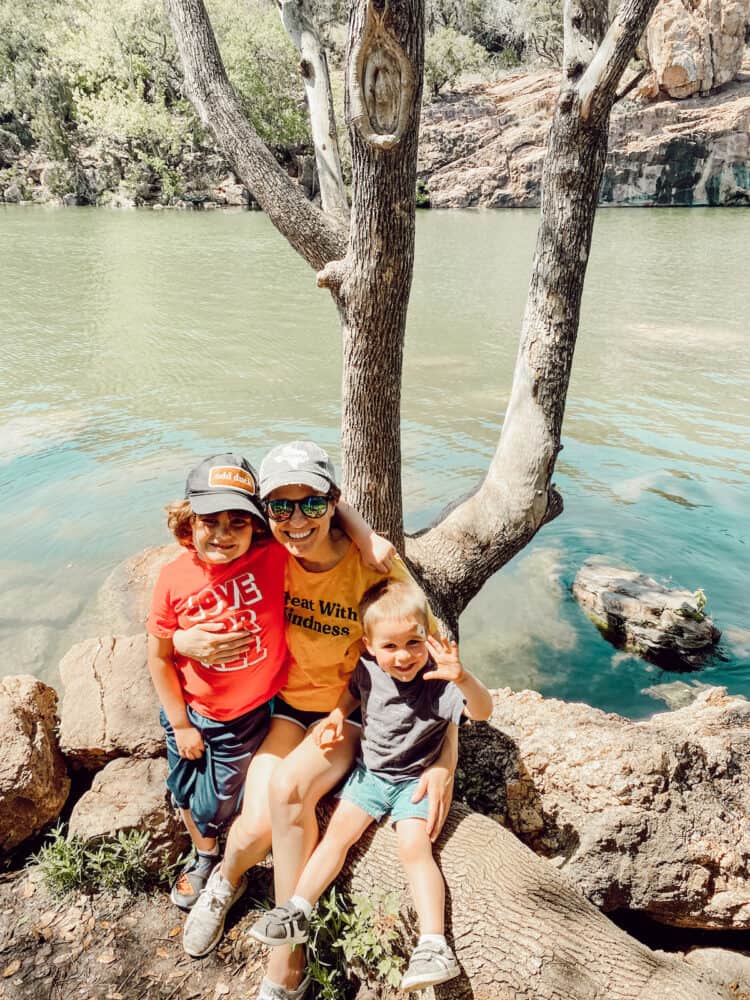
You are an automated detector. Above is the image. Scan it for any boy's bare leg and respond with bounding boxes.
[221,719,305,887]
[396,818,445,935]
[294,800,374,905]
[267,724,360,989]
[180,809,216,853]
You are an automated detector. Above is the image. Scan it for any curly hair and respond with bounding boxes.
[165,500,267,548]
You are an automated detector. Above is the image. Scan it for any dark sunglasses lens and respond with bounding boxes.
[299,496,329,518]
[267,500,294,521]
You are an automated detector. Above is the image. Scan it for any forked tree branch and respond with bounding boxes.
[408,0,660,627]
[164,0,346,271]
[276,0,350,220]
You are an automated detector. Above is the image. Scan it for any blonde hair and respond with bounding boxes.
[359,579,431,637]
[165,499,267,548]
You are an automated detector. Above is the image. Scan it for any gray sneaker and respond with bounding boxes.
[250,901,310,946]
[182,866,247,957]
[255,975,311,1000]
[400,940,460,991]
[170,852,218,910]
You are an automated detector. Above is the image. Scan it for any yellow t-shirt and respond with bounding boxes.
[280,546,430,712]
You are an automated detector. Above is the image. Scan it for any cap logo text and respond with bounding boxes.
[208,466,256,494]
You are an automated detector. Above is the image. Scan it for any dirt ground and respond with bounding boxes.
[0,864,276,1000]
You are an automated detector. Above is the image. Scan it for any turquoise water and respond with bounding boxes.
[1,204,748,718]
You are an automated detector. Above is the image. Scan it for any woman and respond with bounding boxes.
[173,442,457,1000]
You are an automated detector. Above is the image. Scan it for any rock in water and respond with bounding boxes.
[0,676,70,851]
[572,561,720,668]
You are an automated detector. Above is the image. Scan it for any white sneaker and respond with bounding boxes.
[400,940,460,991]
[256,975,311,999]
[182,866,247,957]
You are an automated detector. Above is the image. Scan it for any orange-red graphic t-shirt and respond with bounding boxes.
[147,540,289,721]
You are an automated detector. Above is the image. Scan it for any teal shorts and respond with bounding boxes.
[338,763,430,824]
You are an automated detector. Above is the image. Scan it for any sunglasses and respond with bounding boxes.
[265,495,331,522]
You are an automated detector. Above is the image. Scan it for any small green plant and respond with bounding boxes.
[415,178,431,208]
[31,824,168,897]
[305,887,406,998]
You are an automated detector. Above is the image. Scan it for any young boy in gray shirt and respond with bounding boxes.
[250,579,493,992]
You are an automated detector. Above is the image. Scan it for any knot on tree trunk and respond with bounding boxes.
[348,1,415,151]
[316,257,349,292]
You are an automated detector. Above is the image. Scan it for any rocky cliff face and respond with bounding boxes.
[418,56,750,208]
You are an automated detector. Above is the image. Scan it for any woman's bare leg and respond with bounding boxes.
[266,724,360,988]
[221,718,305,886]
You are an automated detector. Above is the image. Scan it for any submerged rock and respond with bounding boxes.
[572,561,720,668]
[0,675,70,852]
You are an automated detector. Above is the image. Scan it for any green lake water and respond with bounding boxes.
[1,204,748,718]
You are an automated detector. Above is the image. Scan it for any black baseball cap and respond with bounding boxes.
[185,453,265,520]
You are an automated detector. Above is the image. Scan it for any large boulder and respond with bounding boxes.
[644,0,750,98]
[79,543,180,636]
[572,561,720,668]
[458,686,750,929]
[0,676,70,852]
[58,634,163,770]
[68,756,188,869]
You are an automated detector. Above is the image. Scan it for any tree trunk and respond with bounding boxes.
[318,0,425,549]
[340,804,733,999]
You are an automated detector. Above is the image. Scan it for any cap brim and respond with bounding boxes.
[190,491,266,521]
[259,471,333,499]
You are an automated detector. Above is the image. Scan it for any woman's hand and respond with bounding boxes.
[172,622,252,664]
[359,533,396,574]
[175,724,205,760]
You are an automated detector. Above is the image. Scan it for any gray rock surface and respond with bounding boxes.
[0,675,70,852]
[58,634,163,770]
[81,543,180,636]
[685,948,750,992]
[68,757,188,869]
[572,561,720,667]
[458,686,750,929]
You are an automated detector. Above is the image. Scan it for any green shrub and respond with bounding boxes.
[31,824,175,897]
[424,27,491,97]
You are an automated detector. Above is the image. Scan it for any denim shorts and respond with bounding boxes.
[338,763,430,823]
[271,696,362,732]
[160,701,271,838]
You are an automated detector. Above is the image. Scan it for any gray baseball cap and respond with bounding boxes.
[259,441,337,499]
[185,453,266,519]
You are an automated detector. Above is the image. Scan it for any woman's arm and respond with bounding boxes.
[172,622,253,665]
[337,499,396,573]
[147,634,205,759]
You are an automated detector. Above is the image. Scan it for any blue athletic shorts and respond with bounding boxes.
[271,696,362,732]
[160,701,271,838]
[338,763,430,824]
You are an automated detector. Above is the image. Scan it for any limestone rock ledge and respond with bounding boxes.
[419,57,750,208]
[458,686,750,930]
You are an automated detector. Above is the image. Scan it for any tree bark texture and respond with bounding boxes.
[406,0,661,628]
[319,0,425,549]
[276,0,350,220]
[338,804,733,999]
[164,0,346,271]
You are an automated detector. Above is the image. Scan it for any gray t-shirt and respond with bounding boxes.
[348,655,466,782]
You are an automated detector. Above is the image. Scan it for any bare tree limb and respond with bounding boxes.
[276,0,350,221]
[164,0,346,271]
[578,0,662,121]
[615,66,649,103]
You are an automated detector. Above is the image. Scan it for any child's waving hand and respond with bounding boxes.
[423,636,466,684]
